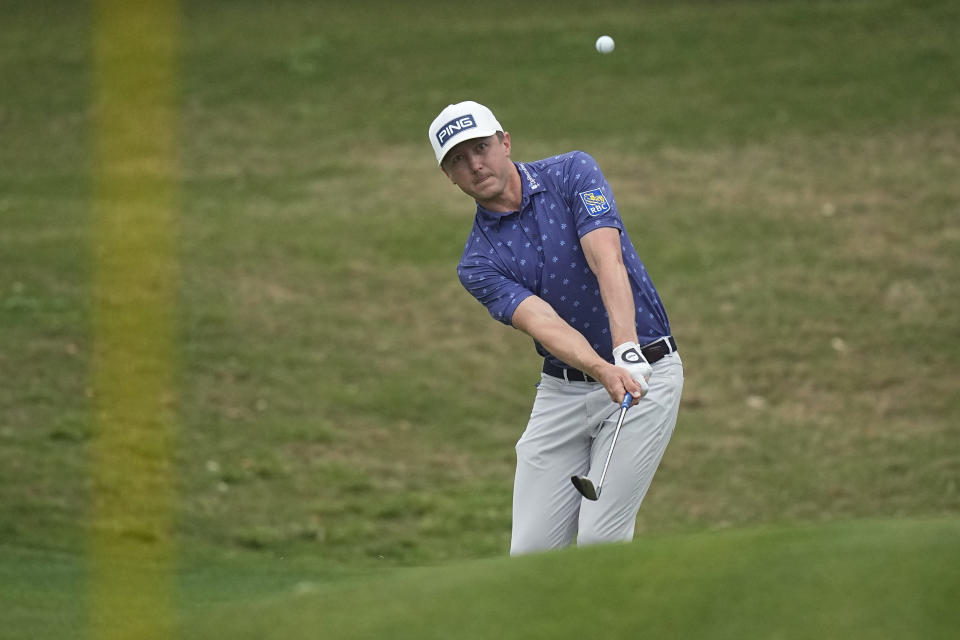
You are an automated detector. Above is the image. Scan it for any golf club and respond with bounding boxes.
[571,392,633,500]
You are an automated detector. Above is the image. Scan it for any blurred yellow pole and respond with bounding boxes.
[89,1,179,638]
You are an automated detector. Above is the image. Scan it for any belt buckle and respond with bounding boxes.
[642,336,674,362]
[659,335,674,354]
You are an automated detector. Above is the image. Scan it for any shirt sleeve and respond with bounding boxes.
[457,252,533,326]
[566,151,624,239]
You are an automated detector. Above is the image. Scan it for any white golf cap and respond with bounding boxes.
[428,101,503,165]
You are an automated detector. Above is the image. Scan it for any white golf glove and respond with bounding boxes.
[612,341,652,398]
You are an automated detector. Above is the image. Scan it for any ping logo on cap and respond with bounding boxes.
[436,114,477,147]
[579,188,611,216]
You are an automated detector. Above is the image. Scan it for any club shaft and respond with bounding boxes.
[596,404,629,492]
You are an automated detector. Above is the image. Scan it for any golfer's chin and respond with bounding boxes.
[468,178,500,202]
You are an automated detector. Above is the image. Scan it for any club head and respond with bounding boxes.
[571,475,599,501]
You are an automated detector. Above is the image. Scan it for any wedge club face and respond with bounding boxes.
[570,392,633,501]
[570,475,599,501]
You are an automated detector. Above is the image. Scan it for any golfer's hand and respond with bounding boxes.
[595,364,644,406]
[613,341,652,400]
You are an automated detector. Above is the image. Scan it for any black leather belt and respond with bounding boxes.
[542,336,678,382]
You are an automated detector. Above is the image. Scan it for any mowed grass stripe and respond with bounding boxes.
[89,1,179,639]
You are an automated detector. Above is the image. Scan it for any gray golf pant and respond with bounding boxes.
[510,352,683,555]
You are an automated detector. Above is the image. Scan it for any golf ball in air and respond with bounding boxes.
[595,35,615,54]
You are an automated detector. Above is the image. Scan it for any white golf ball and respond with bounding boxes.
[595,35,615,54]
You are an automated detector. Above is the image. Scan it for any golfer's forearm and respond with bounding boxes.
[594,265,638,348]
[581,227,638,348]
[511,296,609,376]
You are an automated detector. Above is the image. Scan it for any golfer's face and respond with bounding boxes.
[441,134,513,204]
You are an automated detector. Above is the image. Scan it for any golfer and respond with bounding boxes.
[428,101,684,555]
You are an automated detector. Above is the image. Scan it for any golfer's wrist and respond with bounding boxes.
[584,358,616,381]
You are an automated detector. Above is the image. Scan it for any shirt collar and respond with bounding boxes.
[475,162,546,223]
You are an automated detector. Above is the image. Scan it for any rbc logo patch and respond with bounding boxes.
[436,115,477,148]
[579,188,610,216]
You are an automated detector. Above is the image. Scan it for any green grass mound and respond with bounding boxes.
[186,518,959,640]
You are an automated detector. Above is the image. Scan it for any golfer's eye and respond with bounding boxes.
[449,154,463,166]
[476,142,488,152]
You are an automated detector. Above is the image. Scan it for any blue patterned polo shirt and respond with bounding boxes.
[456,151,671,368]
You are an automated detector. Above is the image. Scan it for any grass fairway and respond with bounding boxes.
[183,518,960,640]
[7,519,956,639]
[1,0,959,637]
